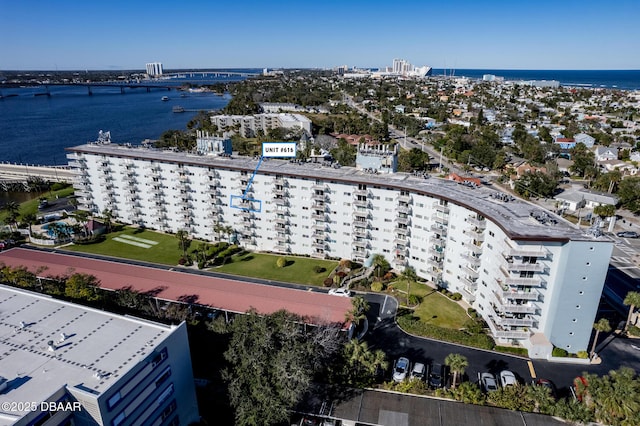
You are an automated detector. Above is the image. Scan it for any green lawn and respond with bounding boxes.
[391,280,468,329]
[66,227,191,265]
[215,252,337,286]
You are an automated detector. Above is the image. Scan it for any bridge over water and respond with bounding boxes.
[0,163,74,185]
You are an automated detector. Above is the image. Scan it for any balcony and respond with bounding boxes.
[428,246,444,258]
[502,274,545,286]
[353,228,370,238]
[393,257,408,266]
[396,204,412,215]
[396,194,411,203]
[499,289,539,301]
[354,188,370,197]
[461,286,476,303]
[312,241,327,249]
[493,297,538,314]
[273,187,289,197]
[426,258,443,268]
[431,214,448,224]
[274,217,290,226]
[396,216,411,226]
[506,262,548,273]
[311,213,328,221]
[462,265,479,278]
[461,253,481,265]
[433,203,450,214]
[311,183,326,191]
[465,243,483,255]
[504,239,549,258]
[205,170,220,179]
[492,315,535,328]
[394,226,410,236]
[467,216,487,228]
[352,251,368,261]
[430,224,447,235]
[276,234,291,243]
[464,229,485,241]
[274,198,290,207]
[274,243,291,252]
[312,192,327,202]
[353,240,369,249]
[486,317,532,340]
[460,276,477,289]
[353,199,371,209]
[393,237,409,245]
[353,211,372,220]
[239,210,255,220]
[313,223,329,232]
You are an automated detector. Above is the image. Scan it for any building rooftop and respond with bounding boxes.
[0,283,174,421]
[0,248,352,327]
[68,143,609,242]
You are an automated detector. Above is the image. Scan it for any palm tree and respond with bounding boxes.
[342,339,387,386]
[176,229,190,259]
[101,208,114,233]
[213,221,224,242]
[623,291,640,333]
[445,353,468,389]
[371,254,390,278]
[2,201,20,231]
[401,266,418,306]
[525,383,555,414]
[22,212,37,236]
[591,318,612,356]
[345,295,369,324]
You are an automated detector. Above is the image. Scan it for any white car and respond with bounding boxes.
[410,362,426,380]
[500,370,517,387]
[328,287,352,297]
[481,372,498,392]
[393,357,410,382]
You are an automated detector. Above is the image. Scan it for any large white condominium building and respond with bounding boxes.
[67,144,613,359]
[210,113,312,138]
[145,62,163,77]
[0,284,199,426]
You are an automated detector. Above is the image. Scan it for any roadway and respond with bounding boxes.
[0,163,73,183]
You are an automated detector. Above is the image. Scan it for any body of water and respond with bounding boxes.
[431,69,640,91]
[0,76,243,166]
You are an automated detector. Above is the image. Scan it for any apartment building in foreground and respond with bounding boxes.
[67,143,613,358]
[0,284,199,426]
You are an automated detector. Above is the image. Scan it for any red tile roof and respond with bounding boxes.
[0,248,352,327]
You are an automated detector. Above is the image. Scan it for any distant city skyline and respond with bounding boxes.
[1,0,639,71]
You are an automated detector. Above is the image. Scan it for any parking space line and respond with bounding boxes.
[528,361,536,379]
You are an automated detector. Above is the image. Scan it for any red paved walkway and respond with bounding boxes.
[0,248,352,326]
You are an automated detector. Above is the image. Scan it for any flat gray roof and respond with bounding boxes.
[68,143,608,242]
[0,285,175,420]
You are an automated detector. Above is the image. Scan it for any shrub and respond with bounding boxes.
[495,346,529,356]
[408,294,423,305]
[178,257,187,265]
[552,347,568,357]
[338,259,352,269]
[397,315,495,350]
[576,351,589,359]
[323,278,333,287]
[313,265,326,274]
[370,281,385,292]
[451,292,462,301]
[628,325,640,337]
[383,271,395,281]
[467,308,478,318]
[276,257,287,268]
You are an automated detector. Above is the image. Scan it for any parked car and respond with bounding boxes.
[617,231,639,238]
[410,362,426,381]
[393,357,410,382]
[328,287,352,297]
[428,363,446,388]
[533,378,557,399]
[499,370,517,387]
[480,372,499,393]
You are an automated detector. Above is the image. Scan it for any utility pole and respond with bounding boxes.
[439,146,443,172]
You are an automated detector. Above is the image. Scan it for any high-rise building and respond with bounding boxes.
[145,62,164,77]
[67,144,613,358]
[0,284,199,425]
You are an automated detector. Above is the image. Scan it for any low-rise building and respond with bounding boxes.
[0,284,199,426]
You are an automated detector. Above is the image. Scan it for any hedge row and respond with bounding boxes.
[397,315,495,350]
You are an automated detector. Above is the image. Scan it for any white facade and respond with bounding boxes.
[145,62,163,77]
[67,144,613,358]
[210,113,312,138]
[0,285,198,426]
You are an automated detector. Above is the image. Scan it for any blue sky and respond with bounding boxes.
[1,0,638,70]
